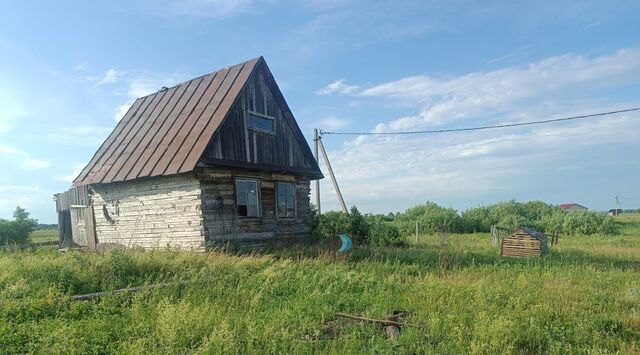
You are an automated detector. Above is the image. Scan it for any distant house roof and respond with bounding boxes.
[559,203,588,210]
[73,57,320,186]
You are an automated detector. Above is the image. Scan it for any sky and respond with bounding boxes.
[0,0,639,223]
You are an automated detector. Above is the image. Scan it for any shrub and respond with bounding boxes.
[312,206,404,246]
[365,215,405,247]
[0,207,38,245]
[395,202,466,234]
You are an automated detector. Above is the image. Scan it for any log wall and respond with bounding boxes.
[91,174,206,250]
[200,168,312,247]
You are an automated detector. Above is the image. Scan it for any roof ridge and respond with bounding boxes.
[134,56,263,101]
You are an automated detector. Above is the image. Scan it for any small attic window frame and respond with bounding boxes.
[246,110,276,135]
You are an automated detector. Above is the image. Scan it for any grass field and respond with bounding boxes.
[1,215,639,353]
[29,229,58,243]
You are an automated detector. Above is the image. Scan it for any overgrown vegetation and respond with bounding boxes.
[392,200,619,236]
[313,201,619,246]
[1,215,638,353]
[313,206,405,246]
[0,206,38,245]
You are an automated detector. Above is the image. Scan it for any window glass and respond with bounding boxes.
[247,113,275,133]
[236,179,259,217]
[277,182,295,218]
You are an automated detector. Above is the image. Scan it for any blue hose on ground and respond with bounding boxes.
[337,234,353,253]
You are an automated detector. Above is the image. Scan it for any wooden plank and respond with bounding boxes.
[84,206,97,250]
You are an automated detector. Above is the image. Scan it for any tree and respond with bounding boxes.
[0,206,38,245]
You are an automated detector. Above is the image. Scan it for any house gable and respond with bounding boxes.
[199,60,322,178]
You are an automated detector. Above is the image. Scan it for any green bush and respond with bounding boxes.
[394,202,467,235]
[390,200,619,236]
[461,201,618,235]
[365,215,405,247]
[0,207,38,245]
[312,206,404,246]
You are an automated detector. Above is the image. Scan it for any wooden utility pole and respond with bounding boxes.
[314,128,321,214]
[318,136,348,213]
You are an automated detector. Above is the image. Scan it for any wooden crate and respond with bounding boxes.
[501,229,548,257]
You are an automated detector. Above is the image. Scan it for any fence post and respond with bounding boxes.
[415,221,419,243]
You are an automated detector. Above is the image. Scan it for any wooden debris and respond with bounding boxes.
[71,282,185,301]
[335,312,406,327]
[335,311,409,342]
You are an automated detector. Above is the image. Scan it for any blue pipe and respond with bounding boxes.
[337,234,352,253]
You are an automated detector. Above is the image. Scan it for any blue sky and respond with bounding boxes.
[1,0,639,223]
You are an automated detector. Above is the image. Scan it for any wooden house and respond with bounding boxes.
[54,57,323,251]
[500,228,548,257]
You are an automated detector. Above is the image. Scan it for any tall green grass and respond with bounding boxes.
[1,216,639,353]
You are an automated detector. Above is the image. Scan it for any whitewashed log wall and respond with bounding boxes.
[91,175,205,250]
[87,170,313,251]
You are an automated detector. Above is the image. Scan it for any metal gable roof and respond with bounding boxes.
[73,57,261,186]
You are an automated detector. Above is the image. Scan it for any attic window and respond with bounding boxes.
[247,112,275,134]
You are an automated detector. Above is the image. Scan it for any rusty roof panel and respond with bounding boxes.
[134,76,206,179]
[73,57,260,186]
[178,59,256,173]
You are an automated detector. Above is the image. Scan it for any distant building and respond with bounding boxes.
[559,203,588,213]
[608,208,623,216]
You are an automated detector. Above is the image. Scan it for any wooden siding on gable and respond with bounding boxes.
[201,65,320,176]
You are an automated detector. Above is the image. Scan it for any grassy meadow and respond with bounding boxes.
[1,215,639,353]
[29,229,58,243]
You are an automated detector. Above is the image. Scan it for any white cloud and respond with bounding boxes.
[114,102,133,122]
[95,68,121,86]
[318,116,350,130]
[110,68,191,122]
[126,70,190,98]
[0,184,52,221]
[313,47,640,213]
[21,159,50,170]
[0,121,10,133]
[357,48,640,131]
[0,89,26,134]
[59,163,86,183]
[0,144,50,170]
[316,79,359,96]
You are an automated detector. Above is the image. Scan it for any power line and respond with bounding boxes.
[320,107,640,136]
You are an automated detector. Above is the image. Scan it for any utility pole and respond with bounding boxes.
[314,128,321,214]
[615,195,622,215]
[318,135,348,213]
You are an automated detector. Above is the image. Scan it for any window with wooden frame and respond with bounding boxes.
[277,182,295,218]
[247,111,275,134]
[236,179,260,217]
